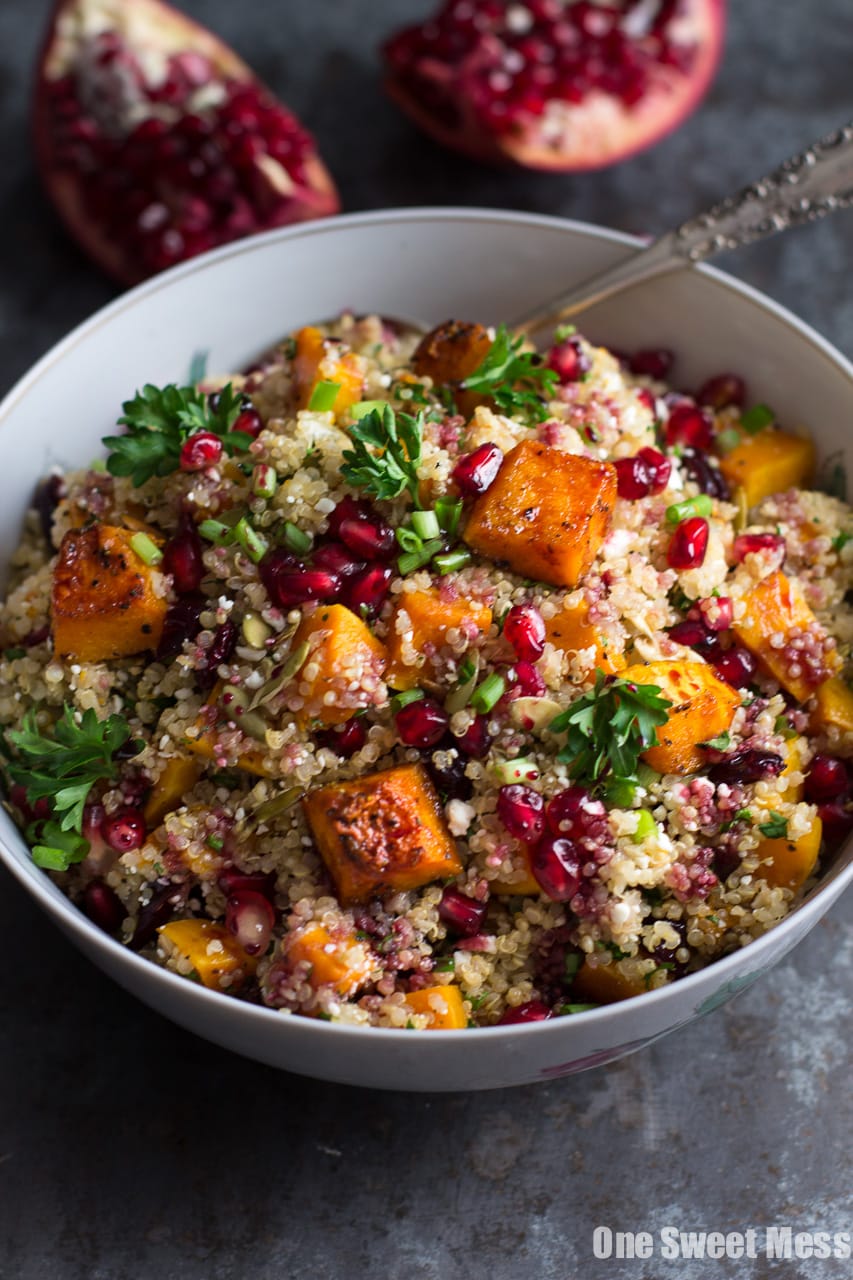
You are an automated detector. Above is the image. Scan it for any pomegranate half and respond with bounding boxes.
[383,0,726,172]
[34,0,340,285]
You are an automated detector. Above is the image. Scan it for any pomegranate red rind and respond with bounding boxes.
[383,0,726,172]
[34,0,340,285]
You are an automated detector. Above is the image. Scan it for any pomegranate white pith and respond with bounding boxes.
[35,0,340,285]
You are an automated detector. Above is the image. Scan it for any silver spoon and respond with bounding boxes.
[513,121,853,339]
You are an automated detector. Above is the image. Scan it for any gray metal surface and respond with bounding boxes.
[1,2,850,1277]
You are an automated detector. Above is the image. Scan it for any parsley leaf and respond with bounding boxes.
[758,812,789,839]
[341,403,424,505]
[550,671,672,784]
[832,530,852,553]
[703,730,731,751]
[462,325,558,423]
[103,382,251,487]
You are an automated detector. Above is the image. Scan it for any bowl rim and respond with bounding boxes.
[2,204,851,1043]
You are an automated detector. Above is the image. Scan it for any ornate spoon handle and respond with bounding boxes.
[515,121,853,336]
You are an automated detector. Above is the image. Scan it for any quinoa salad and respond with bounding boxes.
[2,315,852,1030]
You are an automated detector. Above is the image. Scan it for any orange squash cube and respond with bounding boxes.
[732,571,841,702]
[490,847,540,897]
[412,320,494,417]
[385,589,492,690]
[720,427,814,509]
[292,604,387,726]
[545,599,625,674]
[52,524,168,662]
[754,816,822,893]
[404,984,468,1029]
[621,661,741,775]
[183,685,272,777]
[303,763,462,903]
[283,921,374,996]
[463,440,616,588]
[572,958,650,1004]
[158,919,257,991]
[143,754,204,826]
[811,675,853,734]
[292,325,364,419]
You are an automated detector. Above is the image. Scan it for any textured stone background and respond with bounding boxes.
[1,2,851,1277]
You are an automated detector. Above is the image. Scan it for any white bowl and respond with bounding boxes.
[2,209,851,1091]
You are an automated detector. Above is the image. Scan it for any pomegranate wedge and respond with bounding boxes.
[383,0,726,172]
[35,0,340,285]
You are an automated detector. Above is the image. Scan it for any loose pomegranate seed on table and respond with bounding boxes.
[667,516,709,570]
[451,442,503,496]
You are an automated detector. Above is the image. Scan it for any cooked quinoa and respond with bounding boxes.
[2,314,852,1030]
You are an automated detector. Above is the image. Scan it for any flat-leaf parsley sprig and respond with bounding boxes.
[550,672,671,784]
[462,325,558,423]
[103,382,253,487]
[341,403,424,506]
[3,705,133,870]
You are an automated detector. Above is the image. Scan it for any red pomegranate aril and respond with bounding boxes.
[101,807,147,853]
[696,595,733,632]
[339,564,394,617]
[509,660,546,698]
[311,541,365,578]
[396,696,449,748]
[226,889,275,956]
[338,516,395,561]
[805,755,849,804]
[547,337,590,382]
[668,617,719,657]
[326,495,373,539]
[712,646,756,689]
[709,750,784,785]
[197,619,238,690]
[81,880,126,933]
[157,593,205,661]
[232,406,264,438]
[680,447,730,501]
[438,886,488,937]
[668,517,709,571]
[497,784,545,845]
[817,801,853,847]
[545,786,608,843]
[504,603,546,661]
[732,533,786,564]
[615,447,672,500]
[665,401,714,450]
[179,430,223,472]
[317,716,368,758]
[163,525,204,594]
[629,348,673,380]
[498,1000,552,1025]
[639,447,672,495]
[531,834,583,902]
[9,785,50,823]
[452,442,504,497]
[456,714,492,759]
[697,372,747,410]
[218,868,276,899]
[262,562,340,609]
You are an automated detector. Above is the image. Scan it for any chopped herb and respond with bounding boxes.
[341,403,424,505]
[188,350,208,384]
[282,522,313,555]
[351,398,391,420]
[773,715,798,741]
[563,951,582,980]
[434,956,456,973]
[470,672,506,714]
[411,509,440,541]
[198,518,233,545]
[644,963,675,989]
[607,943,630,962]
[397,538,443,576]
[128,531,163,566]
[557,1002,599,1015]
[550,671,671,784]
[832,530,852,553]
[3,647,26,661]
[632,809,657,844]
[758,812,788,839]
[207,834,224,851]
[252,464,278,499]
[391,688,425,712]
[462,325,558,422]
[233,517,268,564]
[468,992,491,1011]
[554,323,576,342]
[308,380,341,413]
[433,549,471,575]
[740,403,775,434]
[435,496,463,539]
[665,494,713,525]
[716,426,743,454]
[703,730,731,751]
[603,775,641,808]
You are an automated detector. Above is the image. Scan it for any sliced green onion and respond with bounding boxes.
[283,522,312,555]
[351,399,388,420]
[433,955,456,973]
[233,516,269,564]
[554,323,577,343]
[604,775,640,808]
[445,652,480,714]
[308,380,340,412]
[207,834,224,851]
[665,494,713,525]
[129,531,163,566]
[397,537,443,576]
[252,464,278,499]
[198,518,233,545]
[716,426,743,454]
[774,714,798,741]
[395,526,423,554]
[411,509,440,540]
[632,809,657,844]
[433,549,471,575]
[435,496,463,539]
[470,672,506,714]
[740,403,775,434]
[391,688,425,711]
[492,756,539,785]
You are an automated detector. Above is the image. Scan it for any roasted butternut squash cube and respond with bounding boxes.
[303,763,462,903]
[292,325,364,419]
[811,675,853,734]
[779,736,807,803]
[463,440,616,588]
[754,816,822,893]
[143,754,205,826]
[572,958,650,1004]
[732,571,841,702]
[183,687,272,777]
[412,320,494,417]
[292,604,387,726]
[720,427,814,509]
[385,589,492,690]
[52,524,168,662]
[490,848,541,897]
[282,921,374,996]
[158,919,257,991]
[404,984,468,1029]
[545,599,625,674]
[621,661,741,775]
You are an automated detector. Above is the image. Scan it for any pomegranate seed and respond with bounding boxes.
[498,1000,552,1025]
[545,786,608,843]
[628,348,673,380]
[712,646,756,688]
[697,372,747,410]
[226,889,275,955]
[709,751,784,785]
[197,619,238,690]
[311,541,365,577]
[680,448,730,500]
[504,603,546,661]
[732,533,785,564]
[531,834,583,901]
[157,593,205,661]
[696,596,733,632]
[546,337,590,382]
[438,886,488,936]
[817,801,853,847]
[497,784,545,844]
[396,696,449,748]
[163,524,204,594]
[615,446,671,501]
[101,807,147,853]
[638,447,672,495]
[179,430,223,471]
[327,495,373,539]
[805,755,849,804]
[338,516,395,561]
[667,517,709,570]
[665,401,713,450]
[232,406,264,438]
[338,563,393,617]
[456,714,492,758]
[668,617,720,657]
[509,660,546,697]
[10,785,51,823]
[260,555,340,608]
[452,442,503,497]
[218,868,275,899]
[129,879,188,950]
[317,717,368,757]
[427,751,472,801]
[81,880,126,933]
